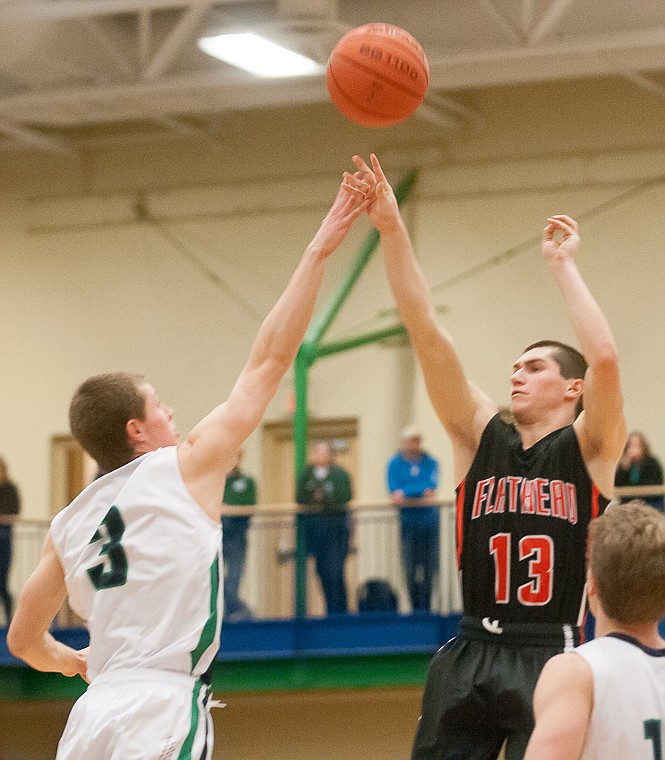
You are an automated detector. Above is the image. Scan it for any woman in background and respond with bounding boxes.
[615,431,664,512]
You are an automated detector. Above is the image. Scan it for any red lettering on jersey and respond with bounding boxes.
[507,476,522,512]
[550,480,567,519]
[485,477,496,513]
[472,478,493,519]
[493,477,506,513]
[520,479,535,514]
[534,478,551,516]
[566,483,578,525]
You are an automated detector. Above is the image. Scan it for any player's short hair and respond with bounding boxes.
[523,340,588,417]
[69,371,147,474]
[589,501,665,624]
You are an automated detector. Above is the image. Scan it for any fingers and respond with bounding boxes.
[370,153,388,184]
[545,215,579,237]
[341,170,369,196]
[352,154,373,177]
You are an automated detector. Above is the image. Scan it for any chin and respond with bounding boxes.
[511,406,533,426]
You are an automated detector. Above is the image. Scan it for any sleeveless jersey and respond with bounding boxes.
[577,634,665,759]
[50,447,223,682]
[456,414,608,625]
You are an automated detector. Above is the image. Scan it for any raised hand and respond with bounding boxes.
[542,215,581,265]
[352,153,400,231]
[308,170,371,258]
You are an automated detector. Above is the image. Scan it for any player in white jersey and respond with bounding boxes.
[7,168,372,759]
[524,500,665,760]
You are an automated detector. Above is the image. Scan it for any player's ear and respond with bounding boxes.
[126,418,145,446]
[565,377,584,402]
[587,571,600,613]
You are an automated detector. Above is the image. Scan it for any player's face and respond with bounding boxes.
[509,347,569,420]
[139,384,179,449]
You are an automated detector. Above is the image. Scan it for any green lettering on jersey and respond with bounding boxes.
[87,506,128,590]
[645,719,663,760]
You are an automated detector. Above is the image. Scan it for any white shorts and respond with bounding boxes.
[56,668,214,760]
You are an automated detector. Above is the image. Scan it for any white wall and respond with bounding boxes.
[2,81,665,517]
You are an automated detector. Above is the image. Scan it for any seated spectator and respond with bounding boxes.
[386,427,439,612]
[615,431,664,512]
[222,448,256,620]
[296,442,352,615]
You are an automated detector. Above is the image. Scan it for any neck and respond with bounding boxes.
[595,614,665,649]
[515,409,575,449]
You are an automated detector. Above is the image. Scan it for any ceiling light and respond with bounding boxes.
[198,32,324,78]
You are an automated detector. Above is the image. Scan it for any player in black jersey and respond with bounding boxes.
[352,154,627,760]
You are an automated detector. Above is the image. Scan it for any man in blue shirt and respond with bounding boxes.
[387,427,440,612]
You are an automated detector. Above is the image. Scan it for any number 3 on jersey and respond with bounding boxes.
[490,533,554,606]
[645,719,662,760]
[87,506,128,590]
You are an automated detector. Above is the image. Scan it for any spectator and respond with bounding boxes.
[615,431,664,512]
[222,448,256,620]
[296,441,352,614]
[0,456,20,626]
[387,426,439,612]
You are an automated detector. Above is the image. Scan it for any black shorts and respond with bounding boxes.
[411,616,580,760]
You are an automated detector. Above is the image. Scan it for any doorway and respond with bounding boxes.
[258,417,359,618]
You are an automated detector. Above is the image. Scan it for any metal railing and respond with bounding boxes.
[7,501,463,627]
[7,487,662,628]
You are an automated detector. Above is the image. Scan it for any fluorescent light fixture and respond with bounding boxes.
[198,32,324,78]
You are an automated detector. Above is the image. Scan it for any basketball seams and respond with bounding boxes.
[331,50,426,99]
[326,67,407,127]
[327,62,419,126]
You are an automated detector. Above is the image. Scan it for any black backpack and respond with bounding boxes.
[357,579,398,612]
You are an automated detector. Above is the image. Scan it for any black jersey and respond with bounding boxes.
[456,414,608,625]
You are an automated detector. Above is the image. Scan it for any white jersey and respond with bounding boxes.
[576,634,665,760]
[51,447,223,682]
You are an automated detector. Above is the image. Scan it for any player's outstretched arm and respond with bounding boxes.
[524,653,592,760]
[353,153,495,478]
[179,172,371,512]
[543,216,626,490]
[7,532,88,680]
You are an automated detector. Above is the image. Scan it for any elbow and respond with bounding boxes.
[6,626,27,660]
[591,344,620,373]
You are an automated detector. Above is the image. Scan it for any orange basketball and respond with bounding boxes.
[326,23,429,128]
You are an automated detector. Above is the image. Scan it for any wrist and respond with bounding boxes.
[377,213,406,236]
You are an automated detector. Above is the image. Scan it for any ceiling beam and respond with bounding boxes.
[138,9,152,69]
[521,0,534,34]
[529,0,577,43]
[0,0,246,22]
[1,25,665,127]
[143,4,210,80]
[474,0,525,43]
[430,25,665,89]
[620,69,665,103]
[0,118,78,156]
[80,19,137,80]
[278,0,337,19]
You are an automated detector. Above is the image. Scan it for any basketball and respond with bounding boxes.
[326,23,429,128]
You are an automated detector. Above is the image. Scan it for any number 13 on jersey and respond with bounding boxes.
[490,533,554,606]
